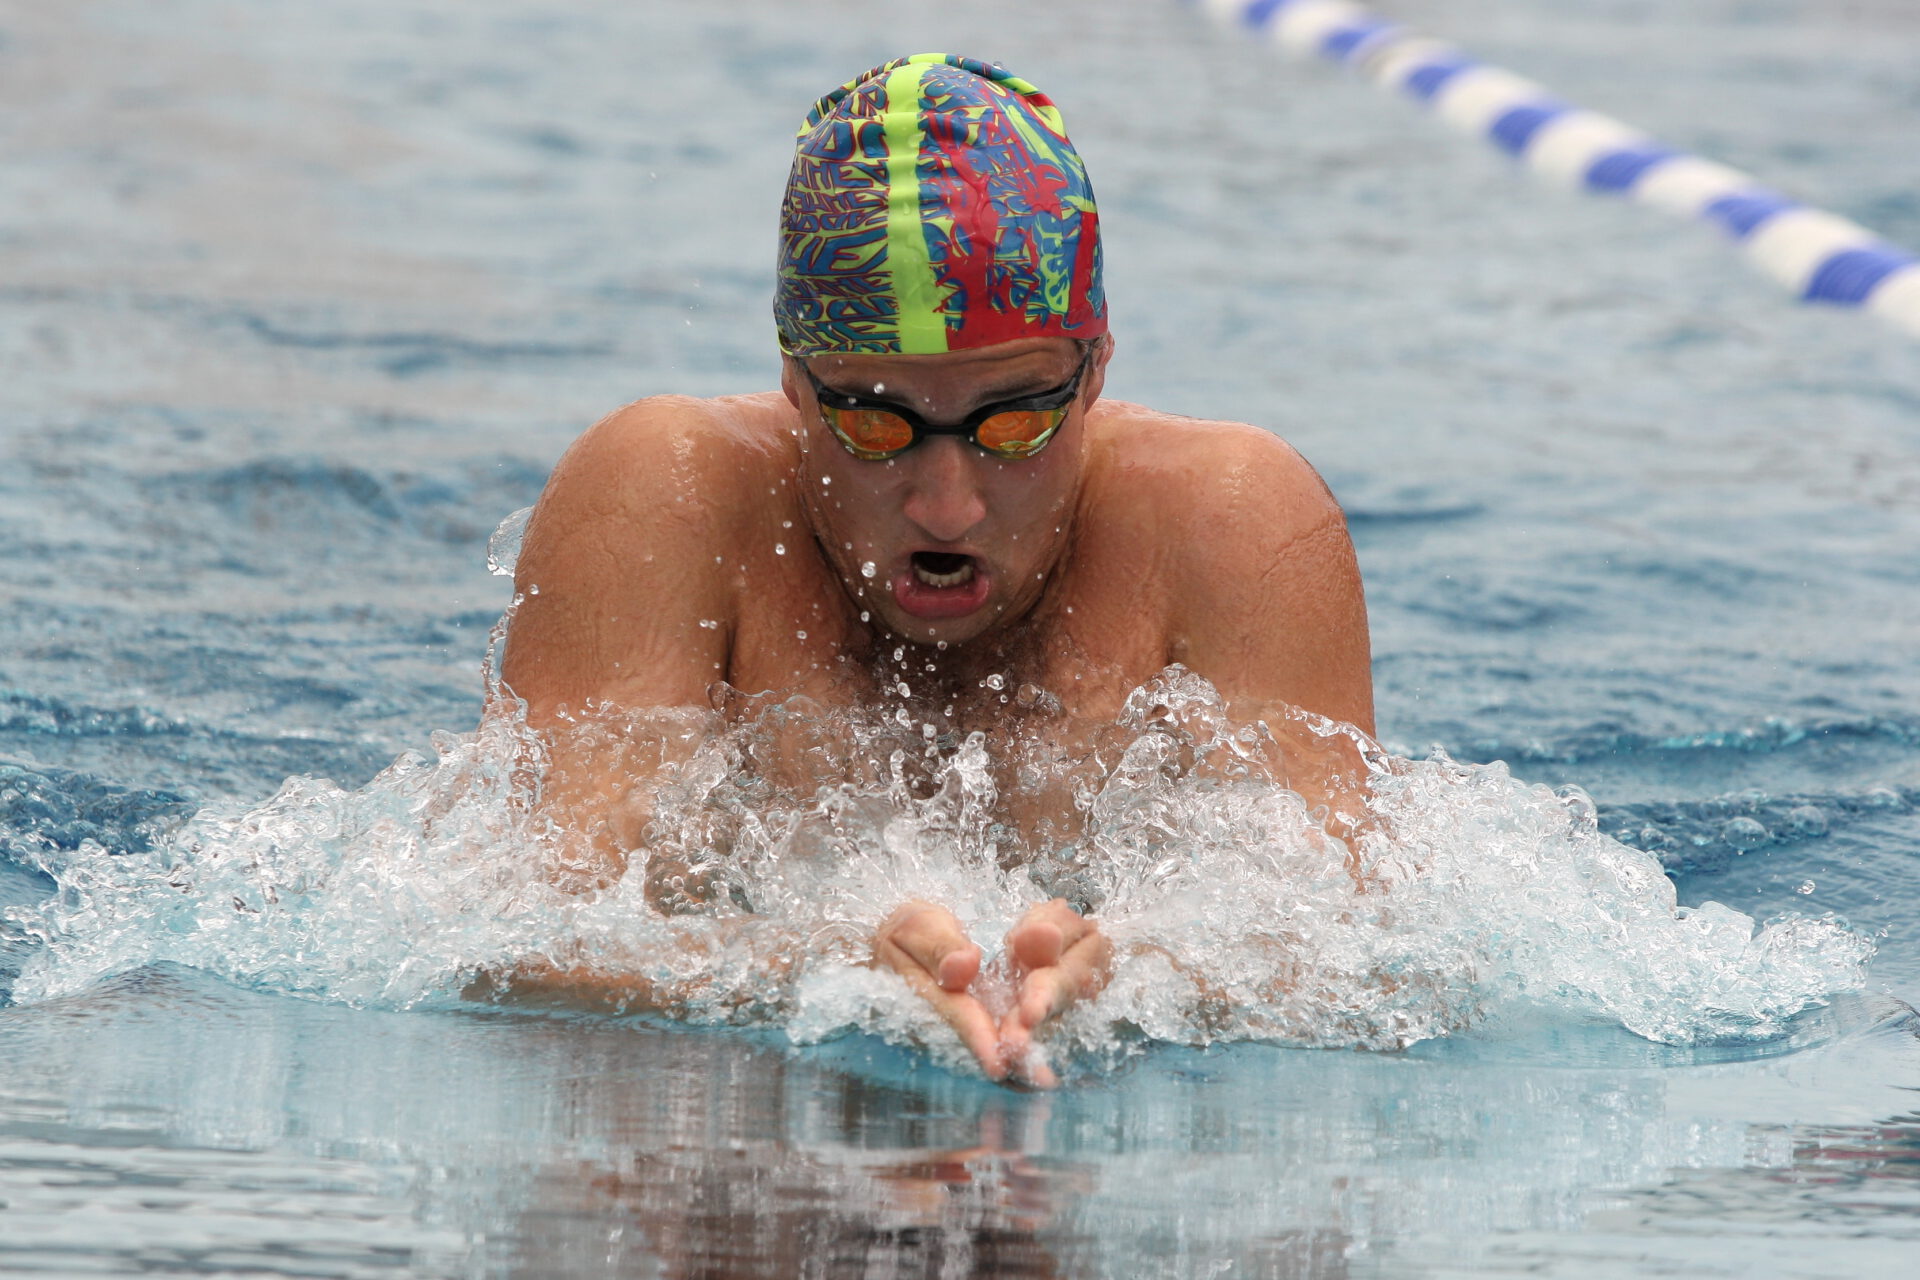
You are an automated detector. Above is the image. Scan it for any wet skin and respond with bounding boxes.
[501,335,1374,1084]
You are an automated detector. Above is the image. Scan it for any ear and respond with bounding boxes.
[1082,334,1114,408]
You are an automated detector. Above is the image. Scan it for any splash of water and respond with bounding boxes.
[2,659,1871,1079]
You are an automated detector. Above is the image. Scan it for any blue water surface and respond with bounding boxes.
[3,0,1919,1275]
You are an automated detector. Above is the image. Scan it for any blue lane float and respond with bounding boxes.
[1186,0,1920,339]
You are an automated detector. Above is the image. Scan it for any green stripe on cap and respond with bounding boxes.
[880,61,948,354]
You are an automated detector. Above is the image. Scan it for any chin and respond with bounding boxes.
[877,610,994,649]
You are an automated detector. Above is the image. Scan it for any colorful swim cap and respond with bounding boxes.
[774,53,1107,357]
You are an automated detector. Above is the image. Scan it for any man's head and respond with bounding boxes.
[775,54,1111,649]
[774,52,1105,356]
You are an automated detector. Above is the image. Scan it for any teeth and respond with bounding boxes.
[912,559,976,589]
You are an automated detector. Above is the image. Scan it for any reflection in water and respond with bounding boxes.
[0,968,1915,1276]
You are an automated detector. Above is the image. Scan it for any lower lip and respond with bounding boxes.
[891,562,991,620]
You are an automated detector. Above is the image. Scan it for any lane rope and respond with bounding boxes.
[1183,0,1920,338]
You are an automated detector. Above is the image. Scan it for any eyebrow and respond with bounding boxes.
[818,359,1078,411]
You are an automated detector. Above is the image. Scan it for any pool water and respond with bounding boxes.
[3,0,1919,1275]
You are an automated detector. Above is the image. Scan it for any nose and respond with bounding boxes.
[900,437,988,543]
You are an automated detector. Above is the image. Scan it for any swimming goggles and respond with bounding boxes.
[803,345,1092,461]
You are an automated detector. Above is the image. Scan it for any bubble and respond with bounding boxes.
[1721,817,1769,851]
[774,544,786,556]
[698,619,718,630]
[984,674,1006,691]
[795,631,807,641]
[861,561,878,580]
[1786,805,1829,837]
[1797,880,1816,895]
[526,583,540,596]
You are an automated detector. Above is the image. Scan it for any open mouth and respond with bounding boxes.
[892,551,991,620]
[911,550,976,588]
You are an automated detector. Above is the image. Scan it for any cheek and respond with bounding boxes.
[989,455,1075,523]
[807,452,902,532]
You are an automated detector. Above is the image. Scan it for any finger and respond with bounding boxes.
[878,902,981,992]
[886,960,1006,1081]
[1011,928,1115,1033]
[1008,1043,1058,1090]
[996,1005,1060,1090]
[1006,899,1090,972]
[1008,919,1063,972]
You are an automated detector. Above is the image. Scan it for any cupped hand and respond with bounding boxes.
[872,899,1113,1088]
[872,901,1004,1080]
[995,899,1114,1088]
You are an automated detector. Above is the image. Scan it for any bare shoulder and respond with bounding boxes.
[1088,400,1346,549]
[504,392,796,716]
[1086,401,1372,731]
[540,392,795,524]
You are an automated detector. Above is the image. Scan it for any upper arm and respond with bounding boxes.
[500,397,745,723]
[1166,424,1374,736]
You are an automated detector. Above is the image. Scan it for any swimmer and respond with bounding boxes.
[498,54,1373,1085]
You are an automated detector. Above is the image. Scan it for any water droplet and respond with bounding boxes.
[858,611,870,623]
[873,382,886,394]
[896,681,911,697]
[775,544,786,555]
[935,640,948,651]
[485,505,533,577]
[861,561,878,579]
[984,673,1006,691]
[1797,880,1816,895]
[527,583,540,595]
[782,520,793,529]
[796,630,807,640]
[892,647,905,663]
[821,475,832,486]
[698,619,719,630]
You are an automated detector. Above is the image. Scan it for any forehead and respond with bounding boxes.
[808,338,1080,400]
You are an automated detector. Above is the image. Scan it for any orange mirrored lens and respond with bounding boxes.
[975,409,1062,458]
[828,407,915,458]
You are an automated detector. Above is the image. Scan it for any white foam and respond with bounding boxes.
[3,666,1873,1080]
